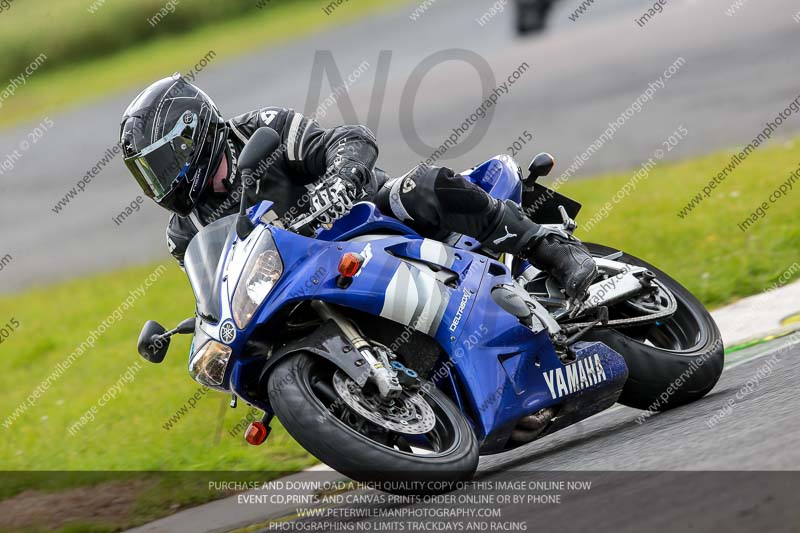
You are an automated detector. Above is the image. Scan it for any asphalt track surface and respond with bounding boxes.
[1,0,799,293]
[249,336,800,533]
[125,335,800,532]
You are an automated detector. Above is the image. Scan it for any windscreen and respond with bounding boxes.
[183,214,236,322]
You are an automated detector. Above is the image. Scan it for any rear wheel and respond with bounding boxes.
[582,243,724,411]
[268,352,478,492]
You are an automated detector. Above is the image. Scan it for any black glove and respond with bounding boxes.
[289,172,360,235]
[288,158,375,234]
[331,159,375,195]
[309,174,358,225]
[310,159,373,222]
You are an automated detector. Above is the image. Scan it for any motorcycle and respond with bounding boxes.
[138,128,724,487]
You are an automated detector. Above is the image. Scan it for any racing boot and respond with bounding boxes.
[482,200,598,300]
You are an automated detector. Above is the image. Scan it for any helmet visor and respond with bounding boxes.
[124,113,198,201]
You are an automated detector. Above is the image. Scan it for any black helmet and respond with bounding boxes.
[120,74,228,216]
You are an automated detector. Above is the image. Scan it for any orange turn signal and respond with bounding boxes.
[338,253,363,278]
[245,421,270,446]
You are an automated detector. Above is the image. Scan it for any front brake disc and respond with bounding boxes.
[332,371,436,434]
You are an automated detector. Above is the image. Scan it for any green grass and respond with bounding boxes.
[0,262,315,470]
[0,263,316,530]
[0,0,279,82]
[561,139,799,307]
[0,137,797,530]
[0,0,409,129]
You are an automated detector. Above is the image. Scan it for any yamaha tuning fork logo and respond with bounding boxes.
[220,320,236,344]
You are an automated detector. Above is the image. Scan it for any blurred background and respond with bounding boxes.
[0,0,798,530]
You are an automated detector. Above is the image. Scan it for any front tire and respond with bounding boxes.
[268,352,479,490]
[583,244,724,411]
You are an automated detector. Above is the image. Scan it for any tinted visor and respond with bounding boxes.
[124,113,197,201]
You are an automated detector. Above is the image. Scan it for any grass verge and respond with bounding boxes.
[563,138,798,308]
[0,137,797,531]
[0,0,409,129]
[0,0,288,83]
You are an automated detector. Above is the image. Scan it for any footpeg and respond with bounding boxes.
[554,307,609,361]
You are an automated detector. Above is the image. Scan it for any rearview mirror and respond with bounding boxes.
[237,127,282,240]
[239,127,281,174]
[527,152,555,181]
[137,320,169,363]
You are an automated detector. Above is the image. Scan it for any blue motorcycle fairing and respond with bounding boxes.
[462,155,523,204]
[250,200,276,221]
[228,220,627,448]
[316,202,421,242]
[197,156,629,450]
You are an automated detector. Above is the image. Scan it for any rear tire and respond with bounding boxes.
[583,243,724,411]
[268,352,479,491]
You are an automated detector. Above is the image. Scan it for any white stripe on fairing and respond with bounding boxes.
[286,113,303,161]
[414,271,441,334]
[420,239,447,265]
[380,264,418,325]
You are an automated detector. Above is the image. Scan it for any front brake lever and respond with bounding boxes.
[558,205,577,234]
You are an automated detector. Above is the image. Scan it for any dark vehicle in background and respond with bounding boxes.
[516,0,556,34]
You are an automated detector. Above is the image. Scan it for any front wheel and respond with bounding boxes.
[268,352,478,491]
[582,243,724,411]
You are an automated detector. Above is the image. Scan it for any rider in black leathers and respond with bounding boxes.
[119,75,596,299]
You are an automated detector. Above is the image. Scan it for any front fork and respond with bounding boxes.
[240,303,403,447]
[310,301,403,398]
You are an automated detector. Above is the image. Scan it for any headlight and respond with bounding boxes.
[189,340,232,386]
[232,230,283,328]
